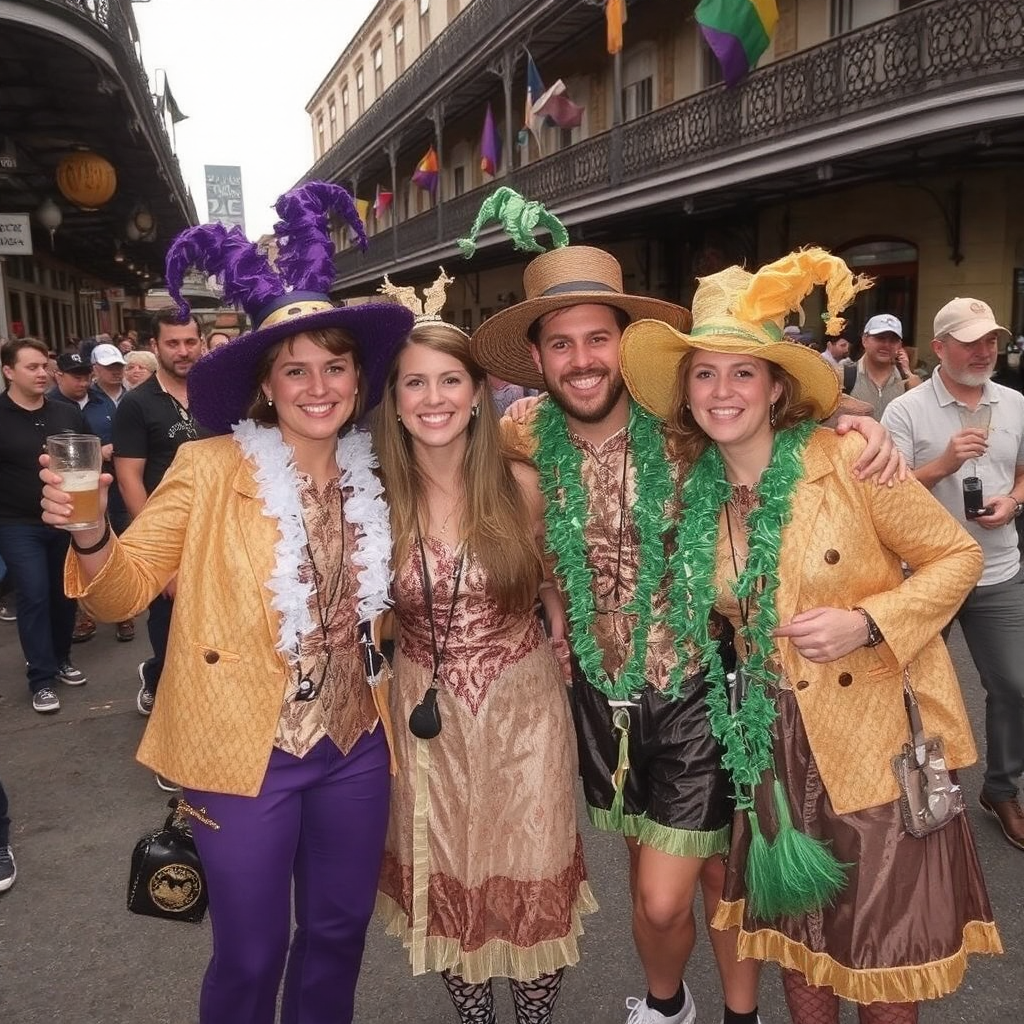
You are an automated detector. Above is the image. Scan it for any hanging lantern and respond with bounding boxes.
[56,150,117,210]
[36,197,63,249]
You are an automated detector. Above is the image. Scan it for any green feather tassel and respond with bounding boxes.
[756,779,848,919]
[743,808,775,921]
[456,186,569,258]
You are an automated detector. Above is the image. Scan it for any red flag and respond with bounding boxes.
[373,184,393,219]
[532,81,584,130]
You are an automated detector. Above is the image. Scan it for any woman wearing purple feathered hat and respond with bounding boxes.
[42,182,414,1024]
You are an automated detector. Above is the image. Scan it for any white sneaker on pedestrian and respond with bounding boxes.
[154,774,181,793]
[0,604,15,622]
[57,661,87,686]
[32,687,61,713]
[625,984,696,1024]
[136,662,155,716]
[0,846,16,891]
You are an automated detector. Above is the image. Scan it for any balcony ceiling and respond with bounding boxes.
[0,9,195,291]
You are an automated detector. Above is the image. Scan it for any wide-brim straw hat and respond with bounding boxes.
[621,265,841,422]
[470,246,691,390]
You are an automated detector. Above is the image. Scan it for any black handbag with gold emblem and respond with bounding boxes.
[127,797,218,923]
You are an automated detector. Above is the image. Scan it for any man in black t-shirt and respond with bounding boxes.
[0,338,89,713]
[112,309,202,722]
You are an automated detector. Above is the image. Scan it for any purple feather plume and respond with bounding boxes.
[165,223,283,320]
[274,182,367,294]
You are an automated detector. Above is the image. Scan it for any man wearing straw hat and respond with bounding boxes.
[461,191,899,1024]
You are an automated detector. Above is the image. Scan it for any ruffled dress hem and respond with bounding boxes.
[712,899,1003,1004]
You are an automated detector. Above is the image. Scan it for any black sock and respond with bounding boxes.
[723,1006,759,1024]
[647,984,684,1017]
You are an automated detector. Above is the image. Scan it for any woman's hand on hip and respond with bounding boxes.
[774,607,869,663]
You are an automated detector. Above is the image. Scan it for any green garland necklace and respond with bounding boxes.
[665,420,847,920]
[534,397,674,701]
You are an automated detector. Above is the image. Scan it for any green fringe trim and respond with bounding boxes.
[587,804,644,838]
[534,399,675,700]
[636,820,732,859]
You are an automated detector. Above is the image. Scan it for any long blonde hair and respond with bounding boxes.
[374,323,542,613]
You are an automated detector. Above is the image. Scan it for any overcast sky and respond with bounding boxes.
[134,0,377,238]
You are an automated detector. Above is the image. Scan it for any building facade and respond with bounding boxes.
[0,0,197,347]
[303,0,1024,356]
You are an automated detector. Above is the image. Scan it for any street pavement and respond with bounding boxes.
[0,616,1019,1024]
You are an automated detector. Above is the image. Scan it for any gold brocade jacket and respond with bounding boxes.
[769,429,982,815]
[64,435,396,797]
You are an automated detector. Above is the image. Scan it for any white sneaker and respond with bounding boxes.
[625,984,696,1024]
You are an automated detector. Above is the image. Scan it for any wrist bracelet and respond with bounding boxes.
[71,519,110,555]
[853,606,884,647]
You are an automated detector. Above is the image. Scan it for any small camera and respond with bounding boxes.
[963,476,991,519]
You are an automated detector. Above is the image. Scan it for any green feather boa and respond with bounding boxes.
[534,398,674,700]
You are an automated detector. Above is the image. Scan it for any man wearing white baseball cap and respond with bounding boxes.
[842,312,922,417]
[882,296,1024,853]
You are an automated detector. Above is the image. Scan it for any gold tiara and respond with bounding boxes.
[378,267,466,335]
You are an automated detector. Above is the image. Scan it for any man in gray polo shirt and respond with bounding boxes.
[882,296,1024,852]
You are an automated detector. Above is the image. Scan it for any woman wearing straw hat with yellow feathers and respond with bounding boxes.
[619,248,1001,1024]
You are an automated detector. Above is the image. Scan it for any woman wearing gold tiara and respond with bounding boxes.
[619,249,1001,1024]
[374,272,596,1024]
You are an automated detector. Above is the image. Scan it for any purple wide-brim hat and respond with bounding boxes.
[187,300,414,436]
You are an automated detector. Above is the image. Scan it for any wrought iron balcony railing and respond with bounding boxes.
[334,0,1023,287]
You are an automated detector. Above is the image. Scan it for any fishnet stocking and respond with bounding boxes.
[781,969,840,1024]
[508,969,565,1024]
[441,970,497,1024]
[858,1001,919,1024]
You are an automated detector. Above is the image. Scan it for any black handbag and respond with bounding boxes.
[127,797,218,923]
[891,670,965,839]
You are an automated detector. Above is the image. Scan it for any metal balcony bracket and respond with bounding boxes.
[899,179,964,265]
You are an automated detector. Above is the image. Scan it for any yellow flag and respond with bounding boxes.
[606,0,626,54]
[355,198,371,224]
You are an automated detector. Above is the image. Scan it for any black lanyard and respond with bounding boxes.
[417,528,466,686]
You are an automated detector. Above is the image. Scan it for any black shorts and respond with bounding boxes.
[571,668,733,857]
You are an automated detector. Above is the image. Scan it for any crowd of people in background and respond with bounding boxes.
[2,183,1020,1024]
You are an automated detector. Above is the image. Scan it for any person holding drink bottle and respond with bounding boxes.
[0,337,91,713]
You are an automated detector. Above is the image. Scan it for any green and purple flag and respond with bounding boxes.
[695,0,779,87]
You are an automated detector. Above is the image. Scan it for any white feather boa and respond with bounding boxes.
[232,420,392,662]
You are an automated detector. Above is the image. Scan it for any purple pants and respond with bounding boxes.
[184,729,390,1024]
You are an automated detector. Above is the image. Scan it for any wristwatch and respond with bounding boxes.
[1013,500,1024,519]
[853,606,884,648]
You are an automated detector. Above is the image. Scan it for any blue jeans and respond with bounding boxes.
[0,524,76,693]
[141,593,173,693]
[957,567,1024,801]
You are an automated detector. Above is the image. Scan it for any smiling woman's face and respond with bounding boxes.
[395,341,480,452]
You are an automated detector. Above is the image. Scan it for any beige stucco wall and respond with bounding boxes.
[758,168,1023,354]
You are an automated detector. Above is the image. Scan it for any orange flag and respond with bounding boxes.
[606,0,626,54]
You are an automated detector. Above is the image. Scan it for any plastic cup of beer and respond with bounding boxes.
[46,433,102,531]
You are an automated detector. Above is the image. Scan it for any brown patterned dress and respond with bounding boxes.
[377,537,597,983]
